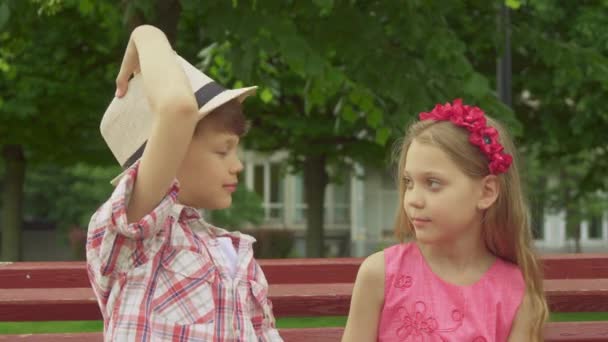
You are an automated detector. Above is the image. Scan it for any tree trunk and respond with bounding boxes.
[496,2,512,107]
[124,0,181,45]
[153,0,181,44]
[303,154,328,257]
[530,176,547,239]
[1,145,26,261]
[561,168,581,253]
[565,203,581,253]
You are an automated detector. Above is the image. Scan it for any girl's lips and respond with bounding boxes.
[412,218,431,227]
[223,184,237,192]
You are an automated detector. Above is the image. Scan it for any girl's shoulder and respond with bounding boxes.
[354,250,386,302]
[383,241,416,255]
[382,242,418,269]
[358,250,385,283]
[492,257,525,286]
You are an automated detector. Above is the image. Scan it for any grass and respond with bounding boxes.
[550,312,608,321]
[0,313,607,334]
[0,321,102,334]
[0,317,347,334]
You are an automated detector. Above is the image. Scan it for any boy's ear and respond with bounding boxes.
[477,175,499,210]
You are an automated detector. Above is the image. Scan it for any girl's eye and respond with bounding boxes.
[216,151,228,156]
[428,179,441,189]
[403,177,413,188]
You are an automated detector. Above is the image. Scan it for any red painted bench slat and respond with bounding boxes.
[2,255,608,289]
[2,256,608,341]
[1,279,608,321]
[0,333,103,341]
[1,323,608,341]
[0,259,364,288]
[0,328,345,342]
[544,321,608,342]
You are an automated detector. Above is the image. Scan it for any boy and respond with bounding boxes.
[86,25,282,341]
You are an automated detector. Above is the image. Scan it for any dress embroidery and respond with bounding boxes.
[378,243,525,342]
[395,275,413,289]
[395,302,464,341]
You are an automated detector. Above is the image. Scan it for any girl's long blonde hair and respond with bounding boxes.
[393,117,548,340]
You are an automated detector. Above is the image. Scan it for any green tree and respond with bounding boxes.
[176,1,517,256]
[4,0,607,260]
[208,185,265,229]
[445,0,608,249]
[0,0,124,260]
[20,162,263,258]
[511,1,608,189]
[509,1,608,249]
[0,0,268,260]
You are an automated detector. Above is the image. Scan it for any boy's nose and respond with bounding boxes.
[231,158,244,174]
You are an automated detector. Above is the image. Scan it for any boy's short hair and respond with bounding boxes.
[195,99,250,137]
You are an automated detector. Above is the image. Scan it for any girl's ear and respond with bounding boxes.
[477,175,499,210]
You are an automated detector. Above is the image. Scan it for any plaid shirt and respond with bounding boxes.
[86,163,283,341]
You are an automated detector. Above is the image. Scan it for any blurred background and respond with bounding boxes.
[1,0,607,262]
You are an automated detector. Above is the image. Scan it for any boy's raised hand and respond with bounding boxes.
[115,33,141,98]
[116,25,199,224]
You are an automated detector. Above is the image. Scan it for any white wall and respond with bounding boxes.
[242,150,608,255]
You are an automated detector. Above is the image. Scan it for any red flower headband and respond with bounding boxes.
[419,99,513,175]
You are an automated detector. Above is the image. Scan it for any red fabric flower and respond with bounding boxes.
[418,99,512,175]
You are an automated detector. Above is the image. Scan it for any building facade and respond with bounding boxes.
[243,151,608,257]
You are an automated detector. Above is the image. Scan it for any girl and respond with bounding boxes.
[342,99,548,341]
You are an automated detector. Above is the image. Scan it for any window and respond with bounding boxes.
[530,200,545,240]
[588,214,603,239]
[294,175,306,224]
[254,165,264,198]
[293,173,350,226]
[250,162,285,223]
[565,211,580,239]
[268,164,284,221]
[332,181,350,224]
[382,169,397,190]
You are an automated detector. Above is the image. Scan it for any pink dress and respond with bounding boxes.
[377,243,525,342]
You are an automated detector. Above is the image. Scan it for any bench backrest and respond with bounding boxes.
[1,253,608,288]
[2,255,608,341]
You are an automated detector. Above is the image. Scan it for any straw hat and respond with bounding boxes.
[100,54,257,185]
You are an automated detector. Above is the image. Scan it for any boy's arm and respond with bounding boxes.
[87,24,196,312]
[86,162,179,315]
[250,260,284,341]
[341,251,385,342]
[115,25,199,223]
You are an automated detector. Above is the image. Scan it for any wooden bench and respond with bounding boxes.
[1,254,608,341]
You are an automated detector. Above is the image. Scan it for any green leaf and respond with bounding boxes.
[463,72,490,99]
[214,55,226,68]
[0,1,10,30]
[313,0,334,16]
[78,0,95,15]
[260,87,273,103]
[375,127,390,146]
[366,109,382,128]
[505,0,521,10]
[0,58,9,73]
[341,104,358,123]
